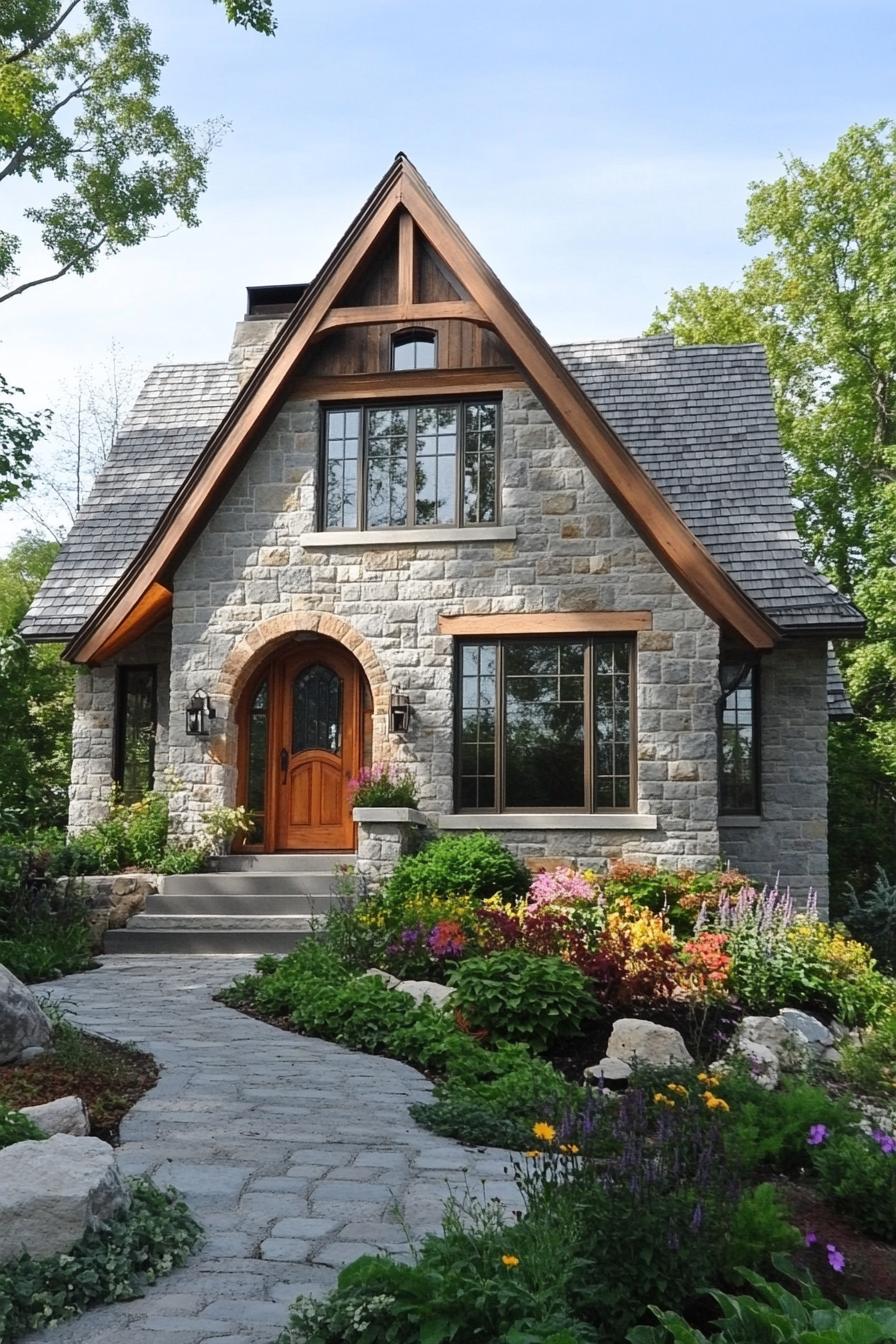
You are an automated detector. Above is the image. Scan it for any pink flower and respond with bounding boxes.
[804,1229,817,1247]
[826,1243,846,1273]
[807,1124,829,1146]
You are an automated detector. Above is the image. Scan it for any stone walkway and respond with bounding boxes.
[25,956,521,1344]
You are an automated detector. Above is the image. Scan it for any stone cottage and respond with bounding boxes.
[22,154,863,929]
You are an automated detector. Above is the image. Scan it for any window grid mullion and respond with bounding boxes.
[495,642,506,813]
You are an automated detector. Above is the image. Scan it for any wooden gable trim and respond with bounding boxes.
[314,300,488,335]
[438,611,652,636]
[65,155,778,664]
[292,369,525,400]
[89,582,172,664]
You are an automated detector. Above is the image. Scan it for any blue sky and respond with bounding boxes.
[1,0,893,542]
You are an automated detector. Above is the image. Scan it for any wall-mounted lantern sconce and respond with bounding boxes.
[389,691,411,734]
[185,689,216,737]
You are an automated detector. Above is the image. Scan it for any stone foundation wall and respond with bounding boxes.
[68,622,171,833]
[165,388,722,870]
[719,640,830,907]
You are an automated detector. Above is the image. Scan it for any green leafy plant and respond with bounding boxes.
[348,764,419,809]
[202,804,252,855]
[840,1011,896,1100]
[629,1264,896,1343]
[0,1178,202,1341]
[0,841,92,981]
[810,1128,896,1242]
[845,866,896,975]
[0,1102,45,1150]
[386,833,530,905]
[448,951,596,1053]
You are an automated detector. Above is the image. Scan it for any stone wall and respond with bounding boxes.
[165,387,723,870]
[68,622,171,832]
[719,640,830,908]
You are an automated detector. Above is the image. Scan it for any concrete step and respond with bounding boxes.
[145,891,345,916]
[160,871,352,897]
[104,927,310,955]
[207,853,352,873]
[128,914,316,932]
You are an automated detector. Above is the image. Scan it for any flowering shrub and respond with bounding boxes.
[807,1122,896,1242]
[347,763,419,809]
[678,932,732,999]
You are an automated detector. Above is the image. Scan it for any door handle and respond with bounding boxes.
[280,748,289,782]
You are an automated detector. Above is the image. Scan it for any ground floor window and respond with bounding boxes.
[455,637,634,812]
[114,665,157,803]
[718,659,760,814]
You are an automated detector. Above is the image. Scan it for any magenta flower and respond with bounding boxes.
[807,1124,829,1146]
[804,1229,817,1247]
[826,1243,846,1273]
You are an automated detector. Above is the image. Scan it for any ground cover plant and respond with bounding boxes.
[0,1004,159,1143]
[0,1178,202,1341]
[0,842,92,980]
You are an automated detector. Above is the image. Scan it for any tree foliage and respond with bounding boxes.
[648,120,896,899]
[0,536,75,832]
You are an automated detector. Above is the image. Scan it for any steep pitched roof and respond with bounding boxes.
[21,335,863,646]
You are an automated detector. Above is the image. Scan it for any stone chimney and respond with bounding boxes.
[228,318,287,387]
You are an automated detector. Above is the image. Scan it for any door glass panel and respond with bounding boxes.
[246,679,268,842]
[292,664,342,755]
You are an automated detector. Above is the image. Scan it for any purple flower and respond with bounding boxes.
[805,1229,818,1247]
[807,1124,829,1146]
[690,1202,703,1231]
[826,1243,846,1273]
[872,1129,896,1155]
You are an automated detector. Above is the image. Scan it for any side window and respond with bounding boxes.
[114,665,157,803]
[719,660,760,814]
[392,329,436,371]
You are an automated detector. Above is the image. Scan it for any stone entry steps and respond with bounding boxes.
[104,854,351,955]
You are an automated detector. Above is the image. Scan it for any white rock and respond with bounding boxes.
[738,1041,779,1090]
[778,1009,834,1052]
[395,980,456,1009]
[0,965,52,1065]
[0,1134,130,1262]
[822,1046,842,1066]
[20,1096,90,1138]
[19,1046,46,1062]
[583,1057,631,1084]
[363,968,401,990]
[606,1018,694,1067]
[737,1014,794,1058]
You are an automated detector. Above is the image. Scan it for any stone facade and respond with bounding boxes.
[65,384,834,896]
[719,640,830,909]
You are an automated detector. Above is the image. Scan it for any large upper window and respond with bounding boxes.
[456,637,634,812]
[323,401,498,531]
[719,660,760,814]
[114,665,157,804]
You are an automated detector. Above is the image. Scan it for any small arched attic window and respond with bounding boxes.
[391,329,436,371]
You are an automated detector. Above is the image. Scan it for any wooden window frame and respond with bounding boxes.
[453,635,637,815]
[391,328,437,371]
[718,657,762,816]
[113,664,158,798]
[319,396,501,533]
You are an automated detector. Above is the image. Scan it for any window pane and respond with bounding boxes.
[117,667,156,804]
[293,664,342,754]
[415,405,457,525]
[505,641,585,808]
[463,402,497,523]
[720,663,757,812]
[366,408,409,528]
[324,409,359,528]
[593,638,631,808]
[458,644,497,809]
[392,333,436,371]
[246,679,268,843]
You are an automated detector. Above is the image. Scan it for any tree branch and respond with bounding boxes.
[0,79,92,184]
[4,1,83,65]
[0,235,107,303]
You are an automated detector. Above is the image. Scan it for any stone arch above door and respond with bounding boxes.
[215,610,390,713]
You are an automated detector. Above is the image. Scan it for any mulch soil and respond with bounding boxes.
[0,1033,159,1144]
[780,1178,896,1303]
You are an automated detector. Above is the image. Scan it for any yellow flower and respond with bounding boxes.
[559,1143,580,1154]
[502,1254,520,1268]
[523,1149,541,1158]
[666,1083,689,1097]
[532,1122,556,1142]
[702,1091,730,1112]
[697,1072,721,1087]
[653,1092,676,1108]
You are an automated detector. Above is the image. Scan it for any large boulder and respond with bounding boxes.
[778,1009,834,1053]
[736,1041,779,1090]
[583,1057,632,1085]
[732,1012,830,1075]
[606,1018,693,1068]
[395,980,456,1010]
[0,965,53,1065]
[20,1096,90,1138]
[0,1134,130,1262]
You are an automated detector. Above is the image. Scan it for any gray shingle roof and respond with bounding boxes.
[20,332,864,643]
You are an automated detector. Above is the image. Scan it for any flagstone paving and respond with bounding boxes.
[25,956,521,1344]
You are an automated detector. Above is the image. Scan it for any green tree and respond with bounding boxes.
[648,120,896,899]
[0,536,75,831]
[0,0,276,494]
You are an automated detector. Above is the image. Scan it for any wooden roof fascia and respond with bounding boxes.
[89,582,173,664]
[396,164,778,650]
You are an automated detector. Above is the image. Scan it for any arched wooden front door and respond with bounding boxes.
[237,639,363,852]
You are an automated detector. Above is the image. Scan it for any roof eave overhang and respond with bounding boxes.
[64,154,780,663]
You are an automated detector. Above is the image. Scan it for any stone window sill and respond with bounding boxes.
[301,525,517,548]
[718,814,763,828]
[353,807,428,826]
[438,813,659,832]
